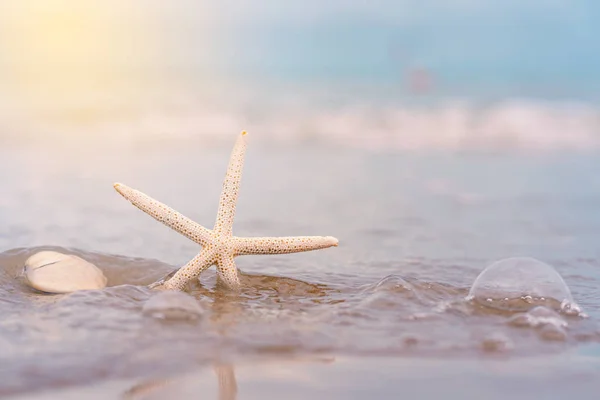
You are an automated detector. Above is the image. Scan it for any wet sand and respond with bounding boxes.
[9,354,600,400]
[1,140,600,398]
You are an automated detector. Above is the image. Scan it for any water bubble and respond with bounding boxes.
[468,257,578,313]
[362,275,416,295]
[560,300,585,317]
[507,306,567,329]
[358,291,402,310]
[358,275,421,310]
[142,291,204,321]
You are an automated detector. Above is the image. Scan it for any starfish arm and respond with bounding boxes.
[163,249,216,290]
[114,183,213,246]
[216,255,241,290]
[214,131,247,235]
[234,236,339,255]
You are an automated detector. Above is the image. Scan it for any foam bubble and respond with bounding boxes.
[362,275,416,295]
[468,257,580,313]
[507,306,568,328]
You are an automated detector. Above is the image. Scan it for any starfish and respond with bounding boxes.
[114,131,338,291]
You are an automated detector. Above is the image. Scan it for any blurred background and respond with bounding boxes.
[0,0,598,151]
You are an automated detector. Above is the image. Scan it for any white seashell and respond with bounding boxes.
[24,251,107,293]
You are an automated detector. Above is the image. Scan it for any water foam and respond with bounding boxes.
[1,95,599,152]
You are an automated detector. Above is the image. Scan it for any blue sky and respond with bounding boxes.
[1,1,598,97]
[154,0,600,95]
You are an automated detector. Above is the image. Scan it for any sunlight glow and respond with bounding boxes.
[0,1,158,108]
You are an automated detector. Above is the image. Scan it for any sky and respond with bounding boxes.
[0,0,598,97]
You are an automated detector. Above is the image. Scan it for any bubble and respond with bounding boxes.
[357,275,421,310]
[560,300,585,317]
[142,291,204,321]
[358,291,402,310]
[507,306,567,329]
[468,257,579,313]
[362,275,416,295]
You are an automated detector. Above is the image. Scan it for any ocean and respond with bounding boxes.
[1,1,600,398]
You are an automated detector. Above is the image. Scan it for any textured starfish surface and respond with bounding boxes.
[114,131,338,291]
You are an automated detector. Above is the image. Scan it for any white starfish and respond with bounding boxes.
[114,131,338,291]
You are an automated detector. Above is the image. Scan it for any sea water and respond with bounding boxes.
[0,137,599,398]
[1,1,600,397]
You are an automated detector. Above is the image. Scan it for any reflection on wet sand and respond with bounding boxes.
[121,355,337,400]
[121,363,238,400]
[122,289,335,400]
[215,364,237,400]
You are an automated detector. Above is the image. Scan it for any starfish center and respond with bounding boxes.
[213,236,234,253]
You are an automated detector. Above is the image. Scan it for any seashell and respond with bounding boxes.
[23,251,107,293]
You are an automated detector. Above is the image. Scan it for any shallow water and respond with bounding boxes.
[1,141,600,397]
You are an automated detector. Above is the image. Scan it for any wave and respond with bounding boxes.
[1,96,599,152]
